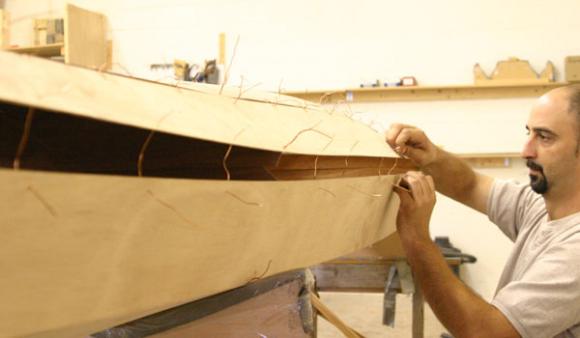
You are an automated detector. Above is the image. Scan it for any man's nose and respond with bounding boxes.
[521,136,536,159]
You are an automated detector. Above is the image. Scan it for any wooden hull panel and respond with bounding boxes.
[0,169,399,337]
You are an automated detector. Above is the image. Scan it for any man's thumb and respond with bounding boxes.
[393,184,413,205]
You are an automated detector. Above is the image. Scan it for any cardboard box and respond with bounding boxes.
[565,56,580,83]
[46,18,64,44]
[34,18,63,45]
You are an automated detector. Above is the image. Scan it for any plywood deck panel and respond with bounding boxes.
[0,51,395,158]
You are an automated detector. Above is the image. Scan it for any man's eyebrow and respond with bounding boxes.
[532,127,557,136]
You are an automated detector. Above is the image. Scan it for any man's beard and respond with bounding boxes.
[526,159,548,194]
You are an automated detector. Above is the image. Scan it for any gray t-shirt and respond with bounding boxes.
[487,179,580,338]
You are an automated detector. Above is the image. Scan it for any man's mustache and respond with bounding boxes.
[526,159,544,173]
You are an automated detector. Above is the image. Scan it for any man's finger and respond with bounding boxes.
[395,128,413,147]
[385,123,406,149]
[386,124,415,146]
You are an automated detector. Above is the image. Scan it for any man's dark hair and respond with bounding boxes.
[564,85,580,152]
[568,84,580,119]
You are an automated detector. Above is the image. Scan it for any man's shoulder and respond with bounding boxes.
[489,179,547,237]
[551,213,580,244]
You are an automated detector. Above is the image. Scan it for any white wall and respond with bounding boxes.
[434,161,529,300]
[350,99,534,154]
[8,0,580,89]
[6,0,580,300]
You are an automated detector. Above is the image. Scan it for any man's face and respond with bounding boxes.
[522,89,580,196]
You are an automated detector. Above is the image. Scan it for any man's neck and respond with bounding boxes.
[544,188,580,220]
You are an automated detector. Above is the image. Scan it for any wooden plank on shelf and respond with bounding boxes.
[284,83,565,104]
[0,9,8,48]
[464,156,512,168]
[458,152,519,168]
[218,32,226,65]
[64,4,107,69]
[106,39,113,70]
[566,56,580,83]
[6,42,63,57]
[474,58,555,85]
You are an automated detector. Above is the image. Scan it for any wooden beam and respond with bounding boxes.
[284,83,566,104]
[412,285,424,338]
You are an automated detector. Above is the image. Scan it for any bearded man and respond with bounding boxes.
[385,85,580,338]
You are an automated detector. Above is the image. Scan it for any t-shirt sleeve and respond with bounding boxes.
[491,234,580,338]
[487,179,538,241]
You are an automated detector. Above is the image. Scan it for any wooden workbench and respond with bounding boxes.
[311,234,465,338]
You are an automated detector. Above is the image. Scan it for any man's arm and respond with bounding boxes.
[394,172,520,338]
[386,123,493,214]
[406,236,521,338]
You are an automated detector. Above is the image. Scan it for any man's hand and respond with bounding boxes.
[393,171,436,247]
[393,172,519,338]
[386,123,438,167]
